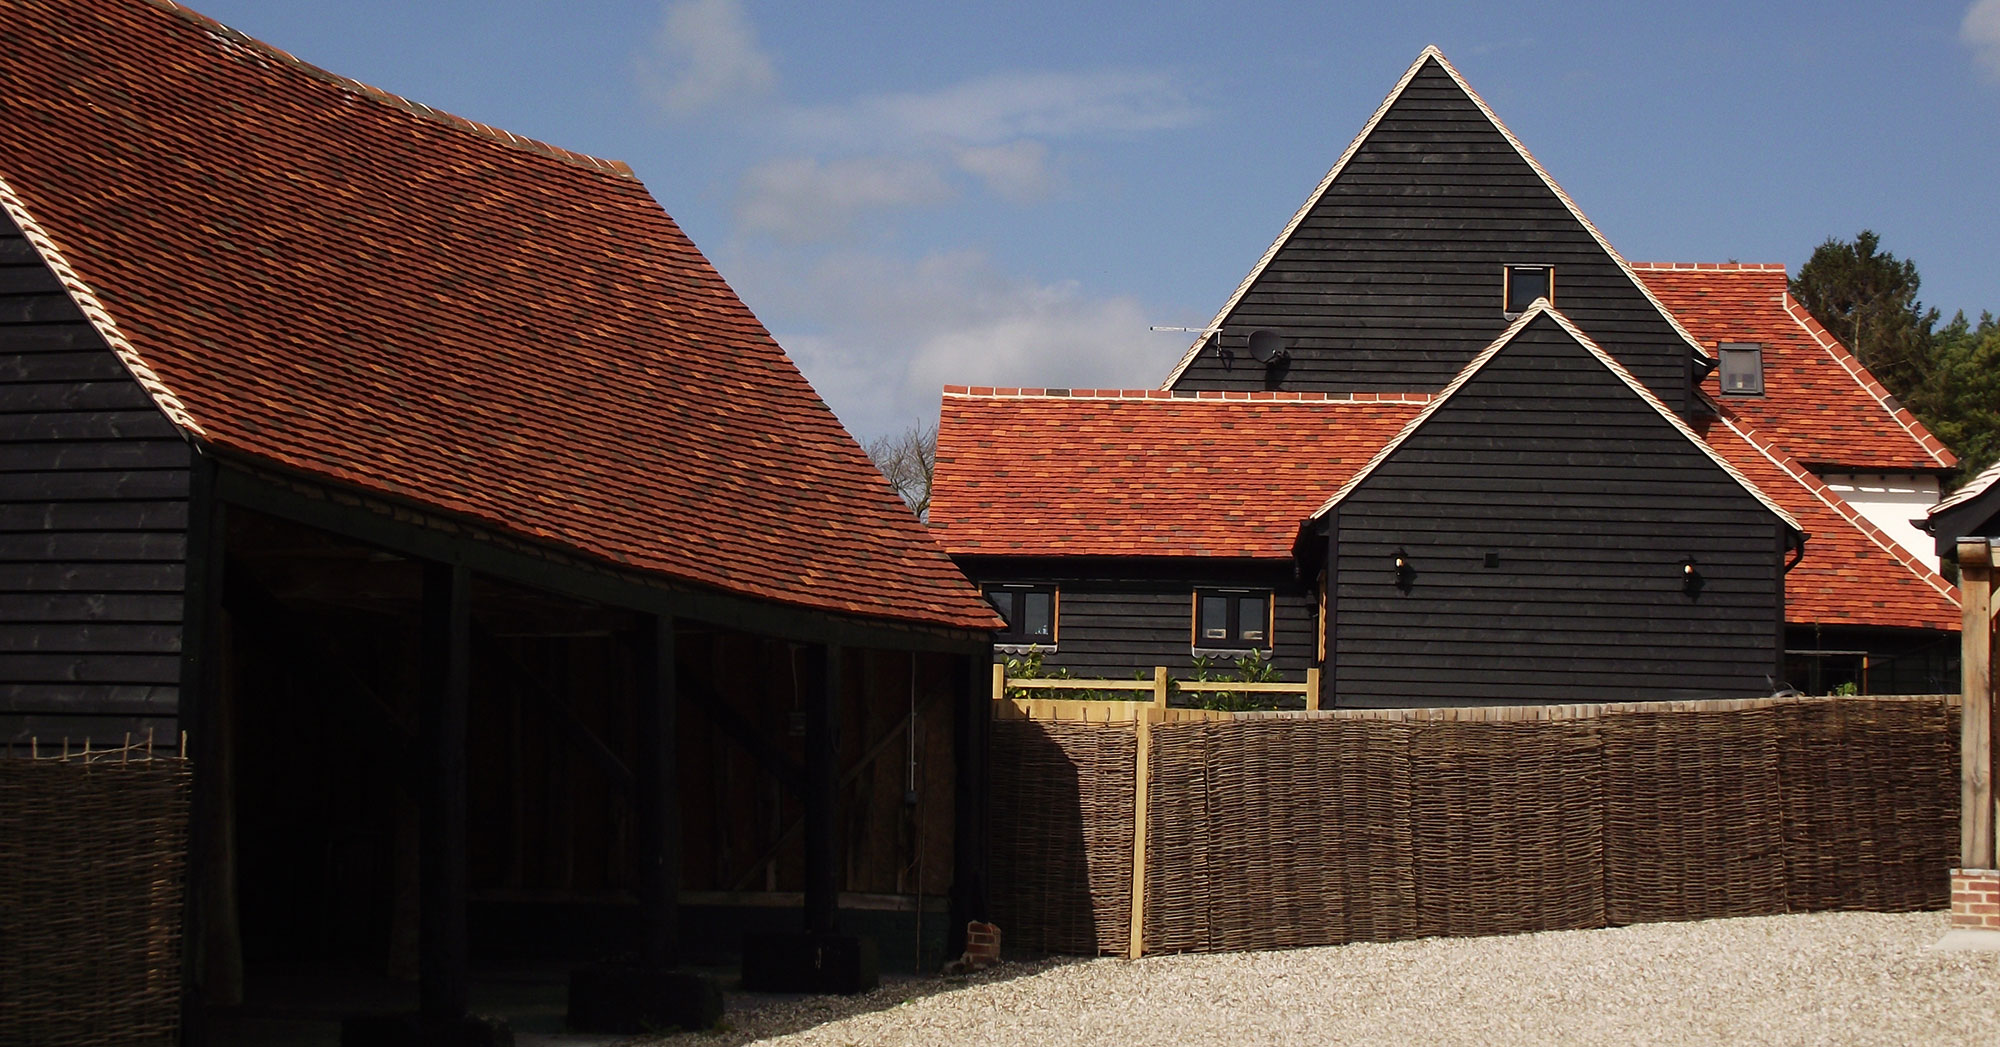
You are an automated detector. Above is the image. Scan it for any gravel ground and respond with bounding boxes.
[634,912,2000,1046]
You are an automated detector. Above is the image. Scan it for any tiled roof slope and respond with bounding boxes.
[928,382,1959,631]
[1633,264,1956,473]
[1933,459,2000,516]
[1701,411,1959,631]
[0,0,996,631]
[930,388,1426,558]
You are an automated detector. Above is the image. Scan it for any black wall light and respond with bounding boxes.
[1681,556,1704,600]
[1393,548,1416,594]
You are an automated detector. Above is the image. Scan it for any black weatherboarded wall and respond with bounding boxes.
[0,209,188,747]
[967,559,1317,684]
[1172,57,1696,415]
[1325,315,1787,706]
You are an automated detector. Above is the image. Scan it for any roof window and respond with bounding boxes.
[1503,265,1553,317]
[1718,343,1764,395]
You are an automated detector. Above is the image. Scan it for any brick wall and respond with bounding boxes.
[1950,869,2000,931]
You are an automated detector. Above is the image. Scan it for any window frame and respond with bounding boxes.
[1502,265,1555,318]
[986,584,1058,648]
[1717,342,1765,396]
[1191,588,1274,652]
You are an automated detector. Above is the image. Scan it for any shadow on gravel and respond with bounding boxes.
[625,954,1094,1047]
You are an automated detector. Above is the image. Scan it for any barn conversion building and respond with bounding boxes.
[2,0,998,1039]
[930,48,1962,706]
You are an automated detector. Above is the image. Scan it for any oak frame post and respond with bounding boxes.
[802,643,842,936]
[1961,538,1995,870]
[949,652,993,961]
[1128,708,1152,959]
[419,560,472,1027]
[179,454,230,1045]
[635,615,680,968]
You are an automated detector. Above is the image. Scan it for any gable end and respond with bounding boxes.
[1164,49,1707,414]
[0,206,191,743]
[1320,310,1794,705]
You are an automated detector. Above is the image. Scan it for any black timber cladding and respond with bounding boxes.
[0,209,188,744]
[961,558,1316,684]
[1326,315,1786,706]
[1171,58,1696,414]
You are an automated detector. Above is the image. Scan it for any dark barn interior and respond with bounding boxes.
[199,506,972,1037]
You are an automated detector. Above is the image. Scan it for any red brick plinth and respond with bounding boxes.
[943,921,1003,974]
[1949,869,2000,930]
[964,921,1002,966]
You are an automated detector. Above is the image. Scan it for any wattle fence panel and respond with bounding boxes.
[987,694,1959,957]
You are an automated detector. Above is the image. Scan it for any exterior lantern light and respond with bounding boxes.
[1682,556,1704,600]
[1393,548,1416,594]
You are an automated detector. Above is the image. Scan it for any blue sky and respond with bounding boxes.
[192,0,2000,442]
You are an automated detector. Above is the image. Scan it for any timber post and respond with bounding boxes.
[1128,707,1151,960]
[419,561,471,1028]
[179,454,231,1045]
[1961,538,1995,870]
[636,615,680,967]
[949,652,992,961]
[803,643,842,936]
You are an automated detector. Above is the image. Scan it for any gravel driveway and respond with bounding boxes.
[636,912,2000,1046]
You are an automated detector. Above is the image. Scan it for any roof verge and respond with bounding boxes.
[0,174,203,438]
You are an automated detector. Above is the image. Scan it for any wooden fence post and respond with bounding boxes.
[992,662,1006,702]
[1153,666,1169,708]
[1304,667,1321,712]
[1129,708,1152,960]
[1961,537,1994,870]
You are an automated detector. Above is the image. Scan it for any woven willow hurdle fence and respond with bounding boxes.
[0,734,190,1046]
[989,694,1959,958]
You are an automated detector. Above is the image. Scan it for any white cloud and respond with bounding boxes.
[1967,0,2000,77]
[734,70,1195,240]
[953,141,1057,204]
[735,155,957,240]
[634,0,776,115]
[748,250,1173,439]
[783,70,1199,149]
[630,5,1198,235]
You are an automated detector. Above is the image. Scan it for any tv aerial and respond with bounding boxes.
[1148,325,1288,370]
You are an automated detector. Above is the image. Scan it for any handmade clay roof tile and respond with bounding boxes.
[1633,264,1956,474]
[930,389,1426,559]
[0,0,996,631]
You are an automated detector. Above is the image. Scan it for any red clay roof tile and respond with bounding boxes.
[1632,264,1957,473]
[0,0,997,632]
[930,391,1424,559]
[1700,409,1960,631]
[930,385,1961,632]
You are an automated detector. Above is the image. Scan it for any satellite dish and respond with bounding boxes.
[1247,329,1287,365]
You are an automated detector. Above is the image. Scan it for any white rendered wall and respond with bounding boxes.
[1820,473,1942,573]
